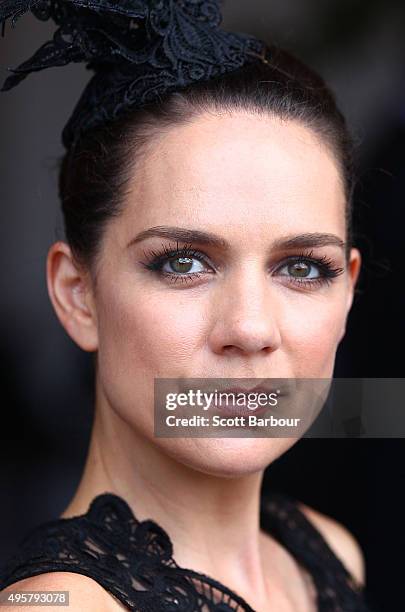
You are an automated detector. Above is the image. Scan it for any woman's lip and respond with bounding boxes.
[214,402,271,417]
[217,386,279,394]
[212,387,282,417]
[213,386,283,398]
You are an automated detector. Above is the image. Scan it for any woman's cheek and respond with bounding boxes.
[281,293,348,376]
[95,285,210,437]
[98,285,206,378]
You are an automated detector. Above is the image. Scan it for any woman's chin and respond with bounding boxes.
[157,436,298,479]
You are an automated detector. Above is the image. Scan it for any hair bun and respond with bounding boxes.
[1,0,267,149]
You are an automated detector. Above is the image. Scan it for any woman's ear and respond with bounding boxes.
[346,248,362,314]
[46,241,98,352]
[338,247,362,343]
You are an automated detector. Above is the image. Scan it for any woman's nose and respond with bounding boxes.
[208,268,282,356]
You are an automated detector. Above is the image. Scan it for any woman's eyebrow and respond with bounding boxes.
[128,226,229,249]
[128,226,346,252]
[271,233,346,251]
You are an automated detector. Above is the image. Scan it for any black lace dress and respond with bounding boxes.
[0,491,374,611]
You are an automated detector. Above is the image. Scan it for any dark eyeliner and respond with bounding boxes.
[273,249,345,288]
[140,243,345,288]
[139,241,214,278]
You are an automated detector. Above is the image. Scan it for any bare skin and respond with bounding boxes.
[2,112,363,611]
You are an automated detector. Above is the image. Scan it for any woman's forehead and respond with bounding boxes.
[125,111,346,235]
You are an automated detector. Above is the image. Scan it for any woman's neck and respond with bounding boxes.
[61,397,277,607]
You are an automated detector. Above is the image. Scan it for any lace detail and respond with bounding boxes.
[0,491,373,611]
[0,1,267,149]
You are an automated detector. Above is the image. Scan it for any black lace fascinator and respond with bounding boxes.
[0,0,269,150]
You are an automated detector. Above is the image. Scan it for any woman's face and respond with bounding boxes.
[51,111,361,477]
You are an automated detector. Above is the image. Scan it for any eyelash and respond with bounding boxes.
[139,242,345,289]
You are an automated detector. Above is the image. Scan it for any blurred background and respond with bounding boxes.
[0,1,404,610]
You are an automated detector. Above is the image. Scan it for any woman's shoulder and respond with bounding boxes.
[297,500,366,588]
[0,572,125,612]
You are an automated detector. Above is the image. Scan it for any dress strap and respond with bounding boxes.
[260,490,371,612]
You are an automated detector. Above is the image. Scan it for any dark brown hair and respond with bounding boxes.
[59,45,355,272]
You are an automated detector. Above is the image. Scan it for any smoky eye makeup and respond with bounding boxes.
[139,242,215,285]
[138,241,346,289]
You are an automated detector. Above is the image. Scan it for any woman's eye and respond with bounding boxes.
[162,256,206,275]
[142,246,343,289]
[278,261,320,280]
